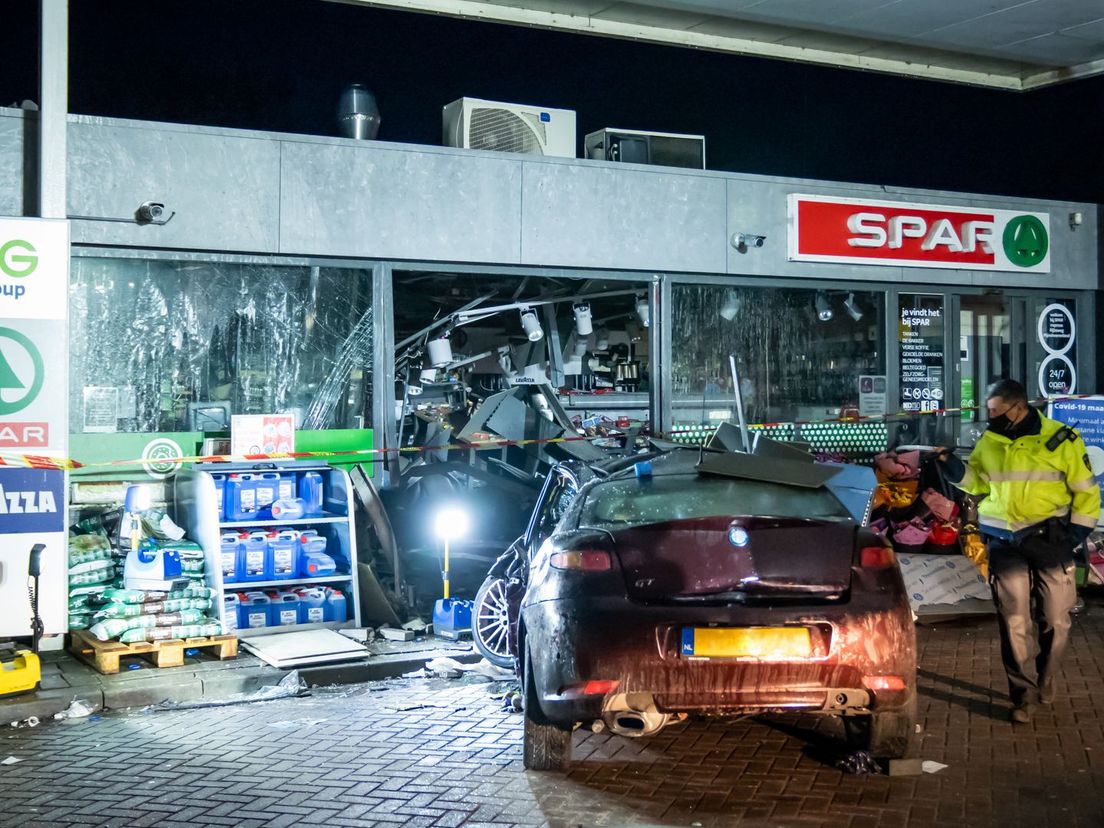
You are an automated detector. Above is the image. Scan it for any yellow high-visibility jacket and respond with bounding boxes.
[955,412,1100,537]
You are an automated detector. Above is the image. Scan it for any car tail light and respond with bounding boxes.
[858,545,896,569]
[863,675,906,692]
[559,679,620,698]
[550,549,611,571]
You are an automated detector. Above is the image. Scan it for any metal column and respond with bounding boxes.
[649,274,672,435]
[371,262,396,486]
[38,0,68,219]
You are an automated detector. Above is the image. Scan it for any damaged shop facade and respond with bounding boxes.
[0,106,1098,640]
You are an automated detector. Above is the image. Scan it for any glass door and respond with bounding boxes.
[958,294,1013,447]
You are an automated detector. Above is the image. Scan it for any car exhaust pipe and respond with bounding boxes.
[602,693,675,738]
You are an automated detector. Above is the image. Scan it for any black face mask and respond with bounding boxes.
[988,413,1013,434]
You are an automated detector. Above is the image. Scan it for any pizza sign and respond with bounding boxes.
[788,194,1050,272]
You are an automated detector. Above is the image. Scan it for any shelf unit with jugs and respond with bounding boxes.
[174,462,361,637]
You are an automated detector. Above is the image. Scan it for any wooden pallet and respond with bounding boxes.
[68,629,238,675]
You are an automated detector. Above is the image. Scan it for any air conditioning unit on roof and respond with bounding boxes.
[442,97,576,158]
[585,128,706,170]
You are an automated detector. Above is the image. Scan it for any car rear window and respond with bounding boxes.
[579,474,851,527]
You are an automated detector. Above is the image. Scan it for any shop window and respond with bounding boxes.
[671,285,886,453]
[69,258,372,434]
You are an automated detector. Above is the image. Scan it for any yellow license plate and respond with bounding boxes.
[681,626,811,659]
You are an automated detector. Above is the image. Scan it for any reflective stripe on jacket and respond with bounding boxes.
[953,412,1101,537]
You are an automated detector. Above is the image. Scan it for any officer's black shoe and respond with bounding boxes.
[1011,703,1034,724]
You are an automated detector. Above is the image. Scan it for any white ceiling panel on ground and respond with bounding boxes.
[337,0,1104,89]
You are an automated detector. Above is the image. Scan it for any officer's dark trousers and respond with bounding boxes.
[988,539,1077,706]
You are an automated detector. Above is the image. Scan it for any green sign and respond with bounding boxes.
[0,239,38,278]
[1002,215,1048,268]
[0,327,44,415]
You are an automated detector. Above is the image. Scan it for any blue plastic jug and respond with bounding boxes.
[212,474,227,521]
[225,474,258,521]
[270,498,306,520]
[323,588,347,623]
[277,472,296,503]
[222,593,240,632]
[296,588,327,624]
[255,473,280,517]
[299,472,324,516]
[267,530,297,580]
[237,532,268,582]
[298,530,337,577]
[268,591,300,626]
[239,591,271,629]
[220,532,240,583]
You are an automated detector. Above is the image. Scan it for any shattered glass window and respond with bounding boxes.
[69,258,373,433]
[671,285,885,425]
[579,475,850,527]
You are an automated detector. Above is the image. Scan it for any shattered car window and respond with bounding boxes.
[579,474,851,527]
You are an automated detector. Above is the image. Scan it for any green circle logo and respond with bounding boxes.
[0,327,44,415]
[1002,215,1048,268]
[0,239,38,278]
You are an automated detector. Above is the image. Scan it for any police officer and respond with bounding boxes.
[939,379,1100,723]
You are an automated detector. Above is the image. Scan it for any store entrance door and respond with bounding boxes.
[957,294,1013,447]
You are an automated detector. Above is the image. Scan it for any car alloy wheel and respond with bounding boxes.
[472,576,514,669]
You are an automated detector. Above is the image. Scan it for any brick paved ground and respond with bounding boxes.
[2,599,1103,828]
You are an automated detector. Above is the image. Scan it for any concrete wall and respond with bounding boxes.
[0,107,1098,289]
[0,110,27,217]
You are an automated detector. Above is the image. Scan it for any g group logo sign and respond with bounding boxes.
[0,239,38,278]
[788,194,1051,273]
[0,217,68,454]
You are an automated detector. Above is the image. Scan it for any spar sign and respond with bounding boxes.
[0,217,68,451]
[788,194,1050,272]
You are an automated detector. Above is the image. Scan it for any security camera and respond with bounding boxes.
[732,233,765,250]
[136,201,165,223]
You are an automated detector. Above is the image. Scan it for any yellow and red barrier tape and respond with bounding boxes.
[0,393,1093,472]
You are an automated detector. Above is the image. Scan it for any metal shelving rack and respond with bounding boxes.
[174,462,361,637]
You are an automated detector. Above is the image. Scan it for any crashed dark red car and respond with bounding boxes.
[471,446,917,771]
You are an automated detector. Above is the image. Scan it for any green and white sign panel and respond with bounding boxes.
[0,217,69,637]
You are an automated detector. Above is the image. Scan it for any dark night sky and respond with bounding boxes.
[4,0,1104,203]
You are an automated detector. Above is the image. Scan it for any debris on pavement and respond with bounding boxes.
[151,670,307,711]
[9,716,40,729]
[402,618,431,633]
[887,758,924,776]
[54,699,95,720]
[424,657,514,681]
[2,756,21,765]
[338,628,375,643]
[378,626,415,642]
[922,760,949,774]
[835,750,881,774]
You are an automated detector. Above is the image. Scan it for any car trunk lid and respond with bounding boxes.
[612,516,854,603]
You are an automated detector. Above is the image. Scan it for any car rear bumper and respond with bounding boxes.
[522,592,915,727]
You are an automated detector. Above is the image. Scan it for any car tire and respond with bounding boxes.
[845,692,917,759]
[521,642,571,771]
[472,576,515,670]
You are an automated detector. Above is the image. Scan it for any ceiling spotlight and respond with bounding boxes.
[519,307,544,342]
[815,292,833,322]
[427,335,453,367]
[719,290,742,321]
[843,292,863,322]
[573,336,589,358]
[573,302,593,336]
[420,367,438,384]
[635,295,650,328]
[594,327,610,351]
